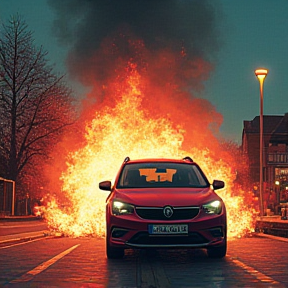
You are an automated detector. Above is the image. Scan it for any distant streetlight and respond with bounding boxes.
[255,68,268,217]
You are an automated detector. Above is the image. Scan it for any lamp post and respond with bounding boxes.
[275,180,280,207]
[255,68,268,217]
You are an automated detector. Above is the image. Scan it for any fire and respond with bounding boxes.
[45,60,257,239]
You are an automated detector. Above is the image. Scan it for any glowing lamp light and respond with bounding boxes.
[275,181,280,186]
[255,68,268,81]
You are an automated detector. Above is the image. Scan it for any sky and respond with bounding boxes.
[1,0,288,144]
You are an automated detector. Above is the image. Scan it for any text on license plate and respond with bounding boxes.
[148,224,188,235]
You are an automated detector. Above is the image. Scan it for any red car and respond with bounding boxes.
[99,156,227,259]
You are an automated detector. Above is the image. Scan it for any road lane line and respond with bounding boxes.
[8,244,80,283]
[228,255,281,285]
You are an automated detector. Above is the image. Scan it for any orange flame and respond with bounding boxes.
[45,61,257,239]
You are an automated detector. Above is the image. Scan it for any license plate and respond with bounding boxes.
[148,224,188,235]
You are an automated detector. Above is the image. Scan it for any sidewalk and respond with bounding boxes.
[255,215,288,238]
[0,215,52,244]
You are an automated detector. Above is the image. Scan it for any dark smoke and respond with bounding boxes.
[45,0,226,193]
[48,0,223,85]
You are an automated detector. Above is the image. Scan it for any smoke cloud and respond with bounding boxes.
[47,0,225,154]
[48,0,223,88]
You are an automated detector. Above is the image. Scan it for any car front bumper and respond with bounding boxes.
[107,213,227,249]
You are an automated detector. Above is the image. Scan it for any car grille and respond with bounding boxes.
[128,232,208,246]
[135,207,199,220]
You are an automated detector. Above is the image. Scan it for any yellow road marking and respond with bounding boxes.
[228,255,281,285]
[9,244,80,283]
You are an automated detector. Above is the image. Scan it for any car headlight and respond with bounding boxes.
[112,200,134,215]
[203,200,222,215]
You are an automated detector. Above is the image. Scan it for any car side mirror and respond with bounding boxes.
[99,181,112,191]
[212,180,225,190]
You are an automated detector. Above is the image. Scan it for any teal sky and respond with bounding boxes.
[1,0,288,143]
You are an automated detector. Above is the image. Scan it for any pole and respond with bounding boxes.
[12,181,15,216]
[259,79,264,217]
[255,68,268,217]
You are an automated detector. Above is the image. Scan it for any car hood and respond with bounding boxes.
[113,187,221,207]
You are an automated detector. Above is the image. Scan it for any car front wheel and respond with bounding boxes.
[106,237,124,259]
[207,241,227,258]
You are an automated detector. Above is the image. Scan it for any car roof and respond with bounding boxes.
[123,157,195,165]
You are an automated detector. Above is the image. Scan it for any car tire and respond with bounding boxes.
[207,241,227,258]
[106,238,124,259]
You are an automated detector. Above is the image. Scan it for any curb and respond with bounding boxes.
[0,216,40,222]
[253,232,288,242]
[0,230,59,245]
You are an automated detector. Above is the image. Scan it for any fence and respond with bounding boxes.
[0,177,15,216]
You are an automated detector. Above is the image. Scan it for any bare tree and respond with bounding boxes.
[0,15,75,193]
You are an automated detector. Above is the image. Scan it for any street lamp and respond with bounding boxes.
[255,68,268,217]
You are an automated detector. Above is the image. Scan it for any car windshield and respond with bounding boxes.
[116,162,209,188]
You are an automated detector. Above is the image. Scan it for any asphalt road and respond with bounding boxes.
[1,222,288,287]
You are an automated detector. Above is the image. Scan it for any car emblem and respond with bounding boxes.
[163,206,173,218]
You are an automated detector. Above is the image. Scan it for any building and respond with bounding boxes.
[242,113,288,213]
